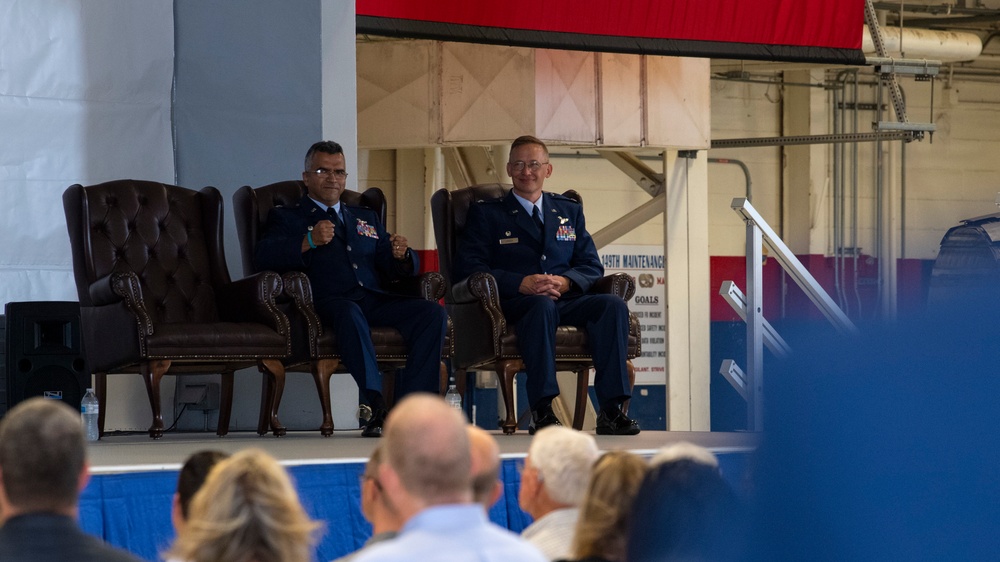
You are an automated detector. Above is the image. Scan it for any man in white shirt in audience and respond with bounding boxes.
[518,425,600,560]
[354,394,545,562]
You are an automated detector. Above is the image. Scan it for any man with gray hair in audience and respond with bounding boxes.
[354,394,545,562]
[0,398,142,562]
[518,425,601,560]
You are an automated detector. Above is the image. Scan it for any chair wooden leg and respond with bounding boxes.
[498,361,521,435]
[624,360,635,414]
[382,369,397,409]
[573,368,590,430]
[311,359,339,437]
[439,361,450,395]
[216,369,236,437]
[454,367,466,401]
[95,373,108,438]
[257,366,273,436]
[140,360,171,439]
[262,359,287,437]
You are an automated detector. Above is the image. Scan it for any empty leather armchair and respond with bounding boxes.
[431,184,640,434]
[63,180,291,439]
[234,180,452,437]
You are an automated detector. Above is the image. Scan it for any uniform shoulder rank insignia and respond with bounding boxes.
[355,219,379,239]
[556,224,576,241]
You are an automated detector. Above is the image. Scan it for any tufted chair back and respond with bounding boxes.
[430,183,507,296]
[63,179,291,439]
[66,180,227,325]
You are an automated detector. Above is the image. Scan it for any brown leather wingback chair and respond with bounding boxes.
[63,180,291,439]
[233,180,452,436]
[430,184,640,434]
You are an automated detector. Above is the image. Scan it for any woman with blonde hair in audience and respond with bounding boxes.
[165,448,322,562]
[560,450,648,562]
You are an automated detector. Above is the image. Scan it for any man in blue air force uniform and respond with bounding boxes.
[255,141,448,437]
[454,135,639,435]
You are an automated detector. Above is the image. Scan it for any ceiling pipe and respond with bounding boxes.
[863,25,983,61]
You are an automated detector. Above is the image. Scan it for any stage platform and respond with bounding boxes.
[81,429,759,561]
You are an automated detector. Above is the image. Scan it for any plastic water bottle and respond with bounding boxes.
[445,381,462,413]
[81,388,99,442]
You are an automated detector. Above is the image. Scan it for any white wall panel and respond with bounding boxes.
[441,42,536,144]
[647,57,711,149]
[599,53,643,146]
[357,41,434,149]
[0,0,174,309]
[535,49,597,143]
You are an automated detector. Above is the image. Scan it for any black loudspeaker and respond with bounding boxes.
[4,301,89,415]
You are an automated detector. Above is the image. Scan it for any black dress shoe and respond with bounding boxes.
[362,409,387,438]
[596,407,641,436]
[528,404,562,435]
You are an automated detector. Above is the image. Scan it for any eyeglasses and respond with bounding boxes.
[509,160,549,173]
[309,168,349,180]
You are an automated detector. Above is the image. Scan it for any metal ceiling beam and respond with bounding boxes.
[590,192,665,250]
[711,131,915,149]
[595,150,664,197]
[442,146,503,187]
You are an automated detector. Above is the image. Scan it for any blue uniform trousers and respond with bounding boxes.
[315,291,447,401]
[501,293,630,411]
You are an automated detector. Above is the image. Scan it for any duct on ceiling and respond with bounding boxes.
[862,25,983,62]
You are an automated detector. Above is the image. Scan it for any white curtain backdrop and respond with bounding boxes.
[0,0,175,309]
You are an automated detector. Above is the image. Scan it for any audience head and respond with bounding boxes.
[467,425,503,509]
[651,441,719,468]
[380,393,472,513]
[166,448,320,562]
[519,426,600,518]
[626,459,746,562]
[172,450,230,533]
[0,397,87,519]
[360,444,402,534]
[571,451,648,562]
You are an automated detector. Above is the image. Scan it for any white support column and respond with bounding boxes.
[320,0,358,187]
[663,150,711,431]
[394,149,434,250]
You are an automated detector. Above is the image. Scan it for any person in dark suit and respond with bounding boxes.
[255,140,448,437]
[0,398,143,562]
[454,135,639,435]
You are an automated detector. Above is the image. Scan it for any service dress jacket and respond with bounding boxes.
[254,196,417,301]
[455,190,603,300]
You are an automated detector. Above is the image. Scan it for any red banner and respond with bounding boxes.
[357,0,864,64]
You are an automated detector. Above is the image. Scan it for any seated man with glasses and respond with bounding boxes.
[454,135,639,436]
[255,140,448,437]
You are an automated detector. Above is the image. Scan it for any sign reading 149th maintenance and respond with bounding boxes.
[600,244,665,386]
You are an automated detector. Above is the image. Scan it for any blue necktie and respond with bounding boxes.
[532,205,544,233]
[328,207,344,231]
